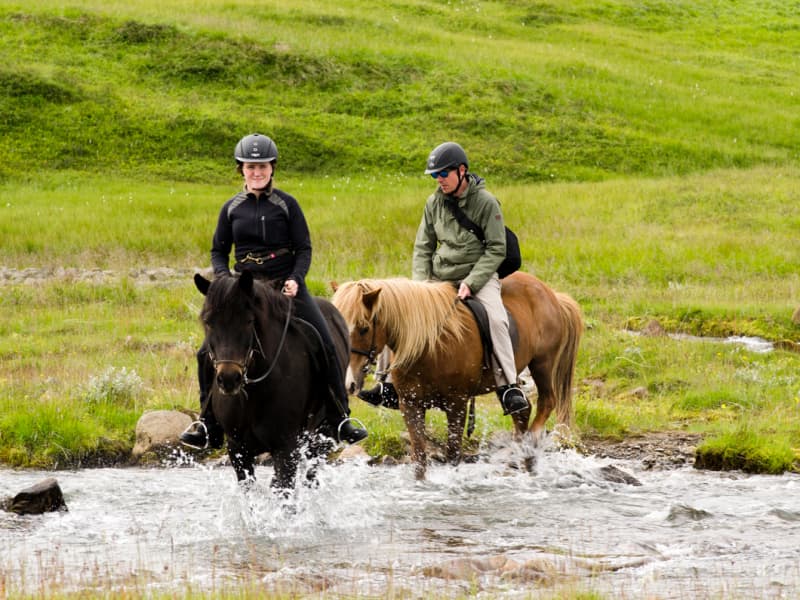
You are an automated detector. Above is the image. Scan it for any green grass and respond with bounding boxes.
[2,0,800,474]
[2,170,799,472]
[1,0,799,183]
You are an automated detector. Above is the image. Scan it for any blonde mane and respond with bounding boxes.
[332,278,467,369]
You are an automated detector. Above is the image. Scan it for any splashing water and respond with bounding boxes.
[2,443,799,598]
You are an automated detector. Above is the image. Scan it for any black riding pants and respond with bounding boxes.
[290,282,351,417]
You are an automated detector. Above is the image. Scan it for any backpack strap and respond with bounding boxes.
[444,200,486,245]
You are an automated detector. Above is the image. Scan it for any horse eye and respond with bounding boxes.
[358,326,370,336]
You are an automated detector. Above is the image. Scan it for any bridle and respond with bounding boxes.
[208,306,292,389]
[349,316,381,376]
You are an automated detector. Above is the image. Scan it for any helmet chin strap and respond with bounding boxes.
[445,167,466,199]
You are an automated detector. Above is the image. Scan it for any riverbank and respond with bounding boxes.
[2,259,799,474]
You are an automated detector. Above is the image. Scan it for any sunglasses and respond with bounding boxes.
[429,169,452,179]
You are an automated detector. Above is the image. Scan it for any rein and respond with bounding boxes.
[209,303,293,387]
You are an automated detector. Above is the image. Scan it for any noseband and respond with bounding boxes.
[208,306,293,390]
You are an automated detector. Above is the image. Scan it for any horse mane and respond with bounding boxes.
[333,278,467,369]
[202,274,291,325]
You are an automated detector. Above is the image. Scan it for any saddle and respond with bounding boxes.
[461,297,519,368]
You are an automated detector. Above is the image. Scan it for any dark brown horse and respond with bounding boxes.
[195,272,348,487]
[332,272,583,480]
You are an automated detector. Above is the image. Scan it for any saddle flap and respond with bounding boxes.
[461,297,518,361]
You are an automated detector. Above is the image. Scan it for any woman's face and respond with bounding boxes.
[243,162,273,192]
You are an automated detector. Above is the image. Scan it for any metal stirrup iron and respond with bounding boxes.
[182,420,210,450]
[337,416,367,443]
[501,387,528,415]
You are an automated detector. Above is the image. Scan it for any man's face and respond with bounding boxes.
[432,165,463,195]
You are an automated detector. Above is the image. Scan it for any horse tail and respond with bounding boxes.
[552,292,583,426]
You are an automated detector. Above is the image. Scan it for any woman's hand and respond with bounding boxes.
[457,282,472,300]
[282,278,298,297]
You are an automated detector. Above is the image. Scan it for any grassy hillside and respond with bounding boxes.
[1,0,798,182]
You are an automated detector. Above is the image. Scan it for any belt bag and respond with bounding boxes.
[444,202,521,279]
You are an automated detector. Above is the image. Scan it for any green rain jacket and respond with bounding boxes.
[412,174,506,294]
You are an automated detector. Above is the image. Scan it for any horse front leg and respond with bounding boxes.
[228,443,255,483]
[400,401,428,481]
[271,448,299,494]
[445,401,468,466]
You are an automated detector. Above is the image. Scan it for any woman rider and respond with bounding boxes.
[180,133,368,449]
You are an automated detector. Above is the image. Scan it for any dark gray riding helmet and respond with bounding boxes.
[234,133,278,164]
[424,142,468,174]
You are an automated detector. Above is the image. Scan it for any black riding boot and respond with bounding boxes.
[497,384,529,416]
[332,395,368,444]
[358,381,400,409]
[325,361,367,444]
[180,348,225,450]
[180,404,225,450]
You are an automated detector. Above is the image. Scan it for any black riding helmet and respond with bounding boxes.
[425,142,468,197]
[234,133,278,164]
[424,141,468,174]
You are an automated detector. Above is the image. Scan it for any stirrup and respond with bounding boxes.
[500,387,529,416]
[336,416,367,443]
[180,420,209,450]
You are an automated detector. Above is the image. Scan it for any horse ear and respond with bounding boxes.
[194,273,211,296]
[239,270,254,294]
[362,288,381,312]
[330,280,339,292]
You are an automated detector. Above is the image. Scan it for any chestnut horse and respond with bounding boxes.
[332,272,583,480]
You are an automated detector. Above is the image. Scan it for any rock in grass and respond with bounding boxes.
[3,478,68,515]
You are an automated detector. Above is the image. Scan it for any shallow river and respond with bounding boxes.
[2,444,799,599]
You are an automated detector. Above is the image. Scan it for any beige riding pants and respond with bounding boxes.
[474,274,517,387]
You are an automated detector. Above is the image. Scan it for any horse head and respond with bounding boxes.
[332,281,390,395]
[195,271,260,396]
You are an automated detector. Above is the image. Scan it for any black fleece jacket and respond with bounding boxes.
[210,187,312,284]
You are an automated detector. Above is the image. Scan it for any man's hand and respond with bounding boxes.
[457,282,472,300]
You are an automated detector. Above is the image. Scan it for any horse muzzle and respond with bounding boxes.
[215,365,245,396]
[345,366,364,396]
